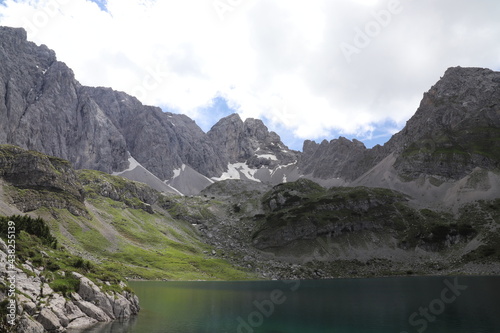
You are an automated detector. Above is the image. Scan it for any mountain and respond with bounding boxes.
[2,26,499,202]
[0,27,299,195]
[0,27,225,195]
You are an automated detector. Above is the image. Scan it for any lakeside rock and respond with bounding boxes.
[0,238,139,333]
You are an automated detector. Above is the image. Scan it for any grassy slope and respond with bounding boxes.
[1,171,253,281]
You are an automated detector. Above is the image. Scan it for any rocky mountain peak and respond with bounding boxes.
[387,66,500,179]
[299,136,376,181]
[208,113,298,169]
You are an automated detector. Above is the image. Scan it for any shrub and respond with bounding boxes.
[50,276,80,296]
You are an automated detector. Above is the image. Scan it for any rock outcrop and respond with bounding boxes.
[0,238,139,333]
[0,145,87,217]
[299,137,388,181]
[390,67,500,180]
[208,114,299,169]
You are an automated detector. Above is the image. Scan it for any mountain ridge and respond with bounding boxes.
[1,26,499,202]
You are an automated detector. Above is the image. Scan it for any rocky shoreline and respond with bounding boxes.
[0,239,139,333]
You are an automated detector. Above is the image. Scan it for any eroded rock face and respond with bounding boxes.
[17,314,46,333]
[208,114,299,169]
[299,138,387,181]
[0,27,226,180]
[391,67,500,180]
[0,145,87,216]
[0,28,129,175]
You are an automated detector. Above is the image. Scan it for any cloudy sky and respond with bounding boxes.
[1,0,499,150]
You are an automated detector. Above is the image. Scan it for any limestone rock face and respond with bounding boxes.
[208,113,299,169]
[299,138,387,181]
[0,27,128,174]
[0,145,87,216]
[390,67,500,179]
[0,27,225,181]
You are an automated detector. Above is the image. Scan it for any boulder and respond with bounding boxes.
[17,314,46,333]
[47,294,70,327]
[66,316,99,329]
[64,300,86,322]
[71,293,111,322]
[73,273,115,319]
[36,308,62,331]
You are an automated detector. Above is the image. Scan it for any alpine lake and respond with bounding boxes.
[68,276,500,333]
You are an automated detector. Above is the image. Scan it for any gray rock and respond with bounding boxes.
[17,314,46,333]
[66,316,99,329]
[48,294,70,327]
[18,294,37,316]
[65,300,86,322]
[75,274,116,319]
[36,308,62,331]
[0,238,7,253]
[299,137,388,181]
[73,298,111,322]
[0,26,224,185]
[207,113,299,169]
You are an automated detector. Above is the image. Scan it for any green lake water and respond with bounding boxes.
[69,276,500,333]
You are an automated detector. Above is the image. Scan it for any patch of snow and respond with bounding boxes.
[172,164,186,179]
[202,175,215,184]
[167,185,184,196]
[212,162,261,182]
[270,161,297,177]
[112,154,141,175]
[256,154,278,161]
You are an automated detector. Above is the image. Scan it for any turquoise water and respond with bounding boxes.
[69,276,500,333]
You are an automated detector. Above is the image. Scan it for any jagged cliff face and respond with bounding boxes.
[1,26,499,197]
[299,138,388,181]
[207,114,298,169]
[82,87,227,179]
[391,67,500,179]
[0,27,129,174]
[0,27,227,182]
[0,27,297,191]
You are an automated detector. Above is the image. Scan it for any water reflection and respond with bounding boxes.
[68,277,500,333]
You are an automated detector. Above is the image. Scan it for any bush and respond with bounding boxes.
[50,276,80,296]
[46,260,60,272]
[71,258,93,272]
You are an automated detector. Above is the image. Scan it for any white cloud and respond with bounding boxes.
[1,0,499,149]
